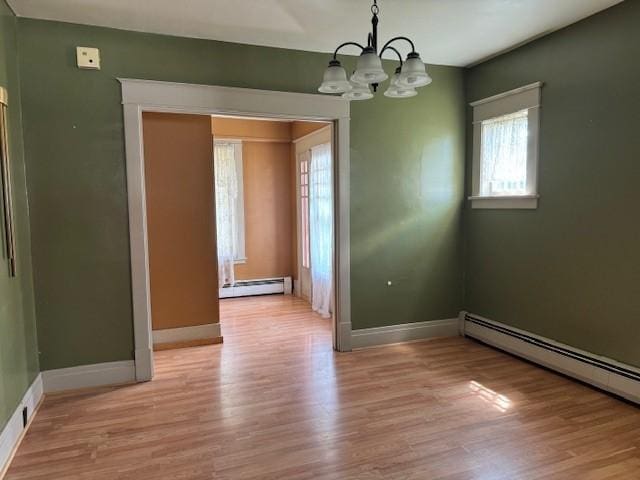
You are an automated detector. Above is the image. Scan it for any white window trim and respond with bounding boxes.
[469,82,543,209]
[214,138,246,263]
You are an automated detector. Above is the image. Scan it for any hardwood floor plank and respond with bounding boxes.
[5,295,640,479]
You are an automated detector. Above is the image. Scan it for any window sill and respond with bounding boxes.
[469,195,538,210]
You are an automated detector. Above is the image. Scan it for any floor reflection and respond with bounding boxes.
[469,380,512,412]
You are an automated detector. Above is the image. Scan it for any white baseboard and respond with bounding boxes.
[152,323,221,344]
[42,360,136,394]
[0,374,43,478]
[351,318,459,349]
[463,312,640,404]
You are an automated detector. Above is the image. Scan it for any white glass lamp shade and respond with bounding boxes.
[397,52,432,89]
[384,86,418,98]
[342,81,373,101]
[384,67,418,98]
[318,60,352,94]
[350,47,388,84]
[390,68,401,86]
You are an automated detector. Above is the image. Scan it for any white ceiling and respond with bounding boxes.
[8,0,623,66]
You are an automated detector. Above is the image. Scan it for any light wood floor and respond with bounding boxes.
[6,296,640,479]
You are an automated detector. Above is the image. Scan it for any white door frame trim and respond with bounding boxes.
[119,79,352,381]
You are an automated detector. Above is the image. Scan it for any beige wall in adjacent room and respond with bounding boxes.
[212,116,297,281]
[143,112,220,331]
[235,141,294,280]
[211,117,291,142]
[291,120,328,141]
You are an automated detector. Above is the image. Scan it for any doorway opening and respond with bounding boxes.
[211,115,334,345]
[121,79,351,381]
[141,113,335,355]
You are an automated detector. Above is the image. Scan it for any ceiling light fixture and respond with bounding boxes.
[318,0,432,101]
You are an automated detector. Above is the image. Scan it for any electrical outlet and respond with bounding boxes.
[76,47,101,70]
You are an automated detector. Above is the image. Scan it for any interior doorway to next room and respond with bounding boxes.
[211,115,335,335]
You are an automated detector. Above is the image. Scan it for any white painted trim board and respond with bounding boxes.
[153,323,220,344]
[469,82,543,107]
[42,361,136,394]
[351,318,459,349]
[0,374,43,479]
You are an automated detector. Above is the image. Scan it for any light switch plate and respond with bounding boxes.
[76,47,100,70]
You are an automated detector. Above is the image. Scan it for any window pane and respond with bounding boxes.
[480,109,529,196]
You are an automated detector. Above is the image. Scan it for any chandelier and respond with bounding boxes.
[318,0,432,100]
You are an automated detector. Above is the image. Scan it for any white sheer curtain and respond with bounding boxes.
[309,143,333,318]
[214,143,238,287]
[480,109,529,196]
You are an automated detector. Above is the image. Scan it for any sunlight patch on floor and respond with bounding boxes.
[469,380,512,412]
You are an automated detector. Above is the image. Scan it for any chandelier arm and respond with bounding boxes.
[379,36,417,56]
[381,46,403,65]
[333,42,366,59]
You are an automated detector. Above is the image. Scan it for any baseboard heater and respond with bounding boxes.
[219,276,292,299]
[462,312,640,404]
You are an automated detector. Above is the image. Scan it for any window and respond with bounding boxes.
[470,82,542,209]
[214,140,245,270]
[480,110,528,197]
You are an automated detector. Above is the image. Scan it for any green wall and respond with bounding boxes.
[5,0,637,384]
[465,0,640,366]
[17,19,465,370]
[0,0,39,430]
